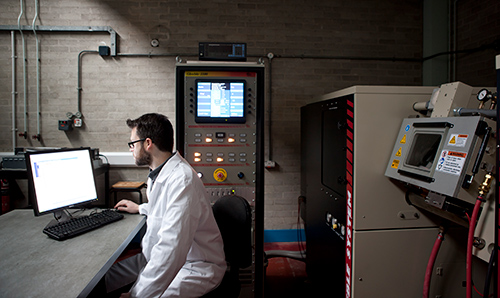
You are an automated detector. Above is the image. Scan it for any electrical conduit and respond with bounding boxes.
[11,31,17,150]
[17,0,28,139]
[32,0,41,140]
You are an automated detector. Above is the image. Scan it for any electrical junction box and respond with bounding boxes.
[98,45,110,56]
[74,118,83,127]
[198,42,246,61]
[58,120,72,131]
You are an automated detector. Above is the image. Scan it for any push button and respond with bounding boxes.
[213,168,227,182]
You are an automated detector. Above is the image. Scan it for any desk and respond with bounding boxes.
[0,210,146,298]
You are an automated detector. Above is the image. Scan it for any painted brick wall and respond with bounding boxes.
[1,0,494,230]
[455,0,500,86]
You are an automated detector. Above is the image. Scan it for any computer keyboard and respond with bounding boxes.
[43,209,124,240]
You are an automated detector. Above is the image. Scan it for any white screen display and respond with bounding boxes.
[196,80,245,122]
[28,149,97,214]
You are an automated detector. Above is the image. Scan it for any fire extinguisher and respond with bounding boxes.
[1,179,10,214]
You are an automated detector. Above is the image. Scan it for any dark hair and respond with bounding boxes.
[126,113,174,153]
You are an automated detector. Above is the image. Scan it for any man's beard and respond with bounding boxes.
[135,146,151,166]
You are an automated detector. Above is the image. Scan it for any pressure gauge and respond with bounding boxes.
[477,88,491,102]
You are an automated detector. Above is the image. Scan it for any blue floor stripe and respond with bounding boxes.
[264,229,305,243]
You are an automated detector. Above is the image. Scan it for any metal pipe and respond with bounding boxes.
[17,0,27,139]
[452,0,461,82]
[32,0,41,140]
[274,53,421,62]
[0,25,118,57]
[11,31,17,150]
[413,101,431,112]
[267,54,273,161]
[76,50,99,117]
[453,107,496,119]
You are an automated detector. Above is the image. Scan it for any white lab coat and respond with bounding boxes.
[130,152,226,298]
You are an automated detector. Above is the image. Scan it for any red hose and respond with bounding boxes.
[423,229,444,298]
[466,197,483,298]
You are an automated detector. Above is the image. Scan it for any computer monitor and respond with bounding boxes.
[195,79,246,123]
[25,147,98,217]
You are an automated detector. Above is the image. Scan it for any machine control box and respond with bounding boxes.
[385,116,484,198]
[177,66,262,192]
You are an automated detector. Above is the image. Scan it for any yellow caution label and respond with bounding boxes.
[400,134,406,144]
[213,168,228,182]
[396,147,402,157]
[449,136,456,144]
[391,159,400,169]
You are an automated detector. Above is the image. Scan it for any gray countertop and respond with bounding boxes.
[0,209,145,298]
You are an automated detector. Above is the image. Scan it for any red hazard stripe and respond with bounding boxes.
[346,149,353,163]
[347,119,353,130]
[346,160,353,175]
[347,129,353,141]
[346,139,353,151]
[346,168,353,185]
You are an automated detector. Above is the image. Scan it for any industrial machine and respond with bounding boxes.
[175,60,265,298]
[301,82,496,297]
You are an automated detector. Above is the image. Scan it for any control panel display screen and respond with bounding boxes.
[195,80,246,123]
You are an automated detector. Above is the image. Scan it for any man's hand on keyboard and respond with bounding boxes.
[115,199,140,214]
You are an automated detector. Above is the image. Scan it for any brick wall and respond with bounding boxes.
[2,0,493,230]
[455,0,500,86]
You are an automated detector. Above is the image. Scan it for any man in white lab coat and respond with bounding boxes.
[110,113,226,298]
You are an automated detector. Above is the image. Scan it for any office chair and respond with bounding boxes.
[201,195,252,298]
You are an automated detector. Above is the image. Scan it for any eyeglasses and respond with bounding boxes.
[128,138,146,149]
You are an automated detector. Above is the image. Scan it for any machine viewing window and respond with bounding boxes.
[405,133,442,171]
[25,147,98,216]
[195,79,246,123]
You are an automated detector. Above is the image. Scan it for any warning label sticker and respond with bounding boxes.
[391,159,400,169]
[435,150,467,175]
[448,134,468,147]
[395,147,402,157]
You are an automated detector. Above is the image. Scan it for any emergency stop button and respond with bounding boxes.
[213,168,227,182]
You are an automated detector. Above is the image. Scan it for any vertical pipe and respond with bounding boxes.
[17,0,28,139]
[452,0,460,82]
[267,55,273,161]
[32,0,40,140]
[77,50,98,118]
[11,31,17,151]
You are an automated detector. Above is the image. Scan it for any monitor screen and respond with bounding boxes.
[25,148,98,216]
[195,79,246,123]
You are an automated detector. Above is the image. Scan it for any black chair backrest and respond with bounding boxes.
[212,195,252,269]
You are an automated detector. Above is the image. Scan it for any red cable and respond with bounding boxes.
[423,230,444,298]
[467,197,483,298]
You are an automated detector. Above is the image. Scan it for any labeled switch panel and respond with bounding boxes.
[58,120,72,131]
[179,68,259,189]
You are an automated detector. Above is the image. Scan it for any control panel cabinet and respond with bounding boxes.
[175,62,265,298]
